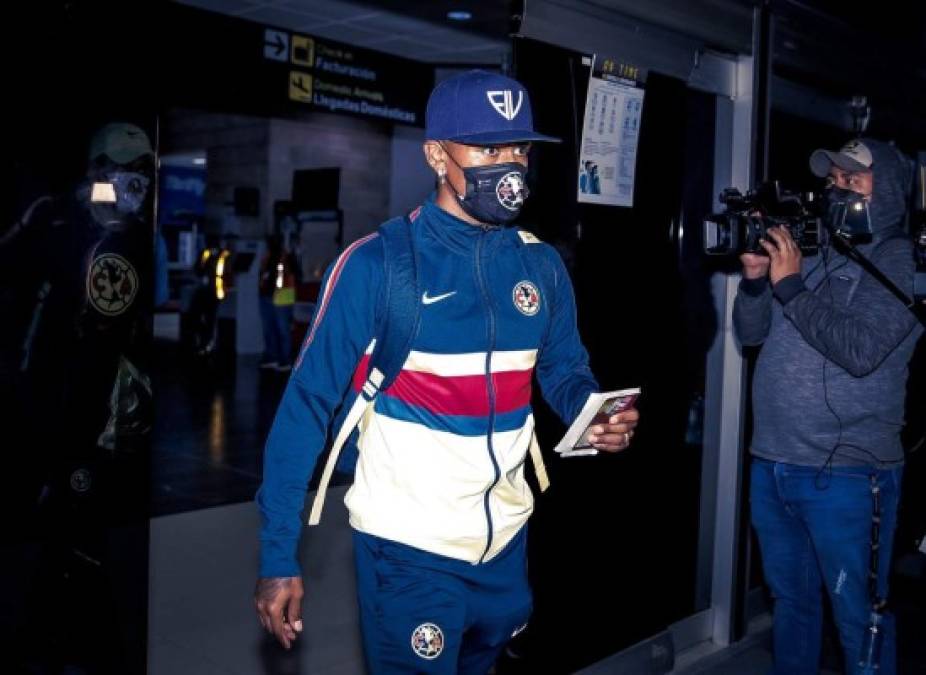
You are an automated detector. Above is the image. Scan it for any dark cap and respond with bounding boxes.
[425,70,560,145]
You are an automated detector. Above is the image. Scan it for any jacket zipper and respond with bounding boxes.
[475,231,500,564]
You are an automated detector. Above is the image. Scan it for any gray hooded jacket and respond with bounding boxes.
[733,138,923,468]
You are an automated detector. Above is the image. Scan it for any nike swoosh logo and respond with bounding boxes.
[421,291,457,305]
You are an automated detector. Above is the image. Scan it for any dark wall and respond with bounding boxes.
[3,2,157,672]
[511,37,718,673]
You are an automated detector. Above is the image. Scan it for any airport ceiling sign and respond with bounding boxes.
[261,25,430,126]
[162,4,431,127]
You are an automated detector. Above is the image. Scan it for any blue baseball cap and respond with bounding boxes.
[425,70,561,145]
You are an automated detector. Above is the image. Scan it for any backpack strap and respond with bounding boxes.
[528,431,550,492]
[368,215,422,390]
[306,375,380,525]
[307,214,421,525]
[514,228,558,493]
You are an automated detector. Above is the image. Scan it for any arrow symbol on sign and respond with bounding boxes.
[264,29,289,62]
[269,33,285,57]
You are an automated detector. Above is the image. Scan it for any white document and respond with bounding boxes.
[555,388,641,457]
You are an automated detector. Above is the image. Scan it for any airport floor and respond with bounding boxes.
[150,341,926,674]
[151,341,280,517]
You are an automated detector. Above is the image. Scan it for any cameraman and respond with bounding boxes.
[733,138,923,675]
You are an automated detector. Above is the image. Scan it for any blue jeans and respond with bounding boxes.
[750,458,903,675]
[259,297,278,363]
[274,305,294,365]
[259,298,294,365]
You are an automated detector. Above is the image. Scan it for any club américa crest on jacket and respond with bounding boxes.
[513,280,540,316]
[88,253,138,316]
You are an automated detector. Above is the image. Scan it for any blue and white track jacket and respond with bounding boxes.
[257,198,598,577]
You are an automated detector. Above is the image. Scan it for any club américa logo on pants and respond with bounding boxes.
[411,622,444,660]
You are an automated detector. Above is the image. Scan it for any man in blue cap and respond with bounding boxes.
[254,70,639,673]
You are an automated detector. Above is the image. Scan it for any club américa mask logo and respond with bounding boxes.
[513,281,540,316]
[411,622,444,660]
[496,171,527,211]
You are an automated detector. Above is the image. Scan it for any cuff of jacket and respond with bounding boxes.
[773,273,806,305]
[259,538,302,578]
[739,276,769,297]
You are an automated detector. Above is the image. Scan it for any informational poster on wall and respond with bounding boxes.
[577,55,646,207]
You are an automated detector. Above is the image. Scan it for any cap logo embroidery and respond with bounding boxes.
[487,90,523,121]
[839,140,872,167]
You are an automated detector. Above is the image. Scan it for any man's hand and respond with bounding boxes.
[739,210,771,280]
[740,252,771,280]
[759,226,802,285]
[254,576,304,649]
[587,408,640,453]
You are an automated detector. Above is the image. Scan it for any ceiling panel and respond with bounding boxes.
[174,0,509,64]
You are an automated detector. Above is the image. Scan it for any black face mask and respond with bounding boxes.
[443,147,530,225]
[824,186,873,242]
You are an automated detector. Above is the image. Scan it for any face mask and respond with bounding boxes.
[87,171,151,229]
[824,185,872,242]
[107,171,151,216]
[442,147,530,224]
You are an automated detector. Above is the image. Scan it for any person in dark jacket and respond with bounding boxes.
[734,137,923,675]
[2,121,155,673]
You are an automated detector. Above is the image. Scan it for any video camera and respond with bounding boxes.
[703,181,822,256]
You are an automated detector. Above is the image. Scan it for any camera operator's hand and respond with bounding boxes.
[760,226,802,285]
[255,576,304,649]
[740,252,771,279]
[738,209,771,279]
